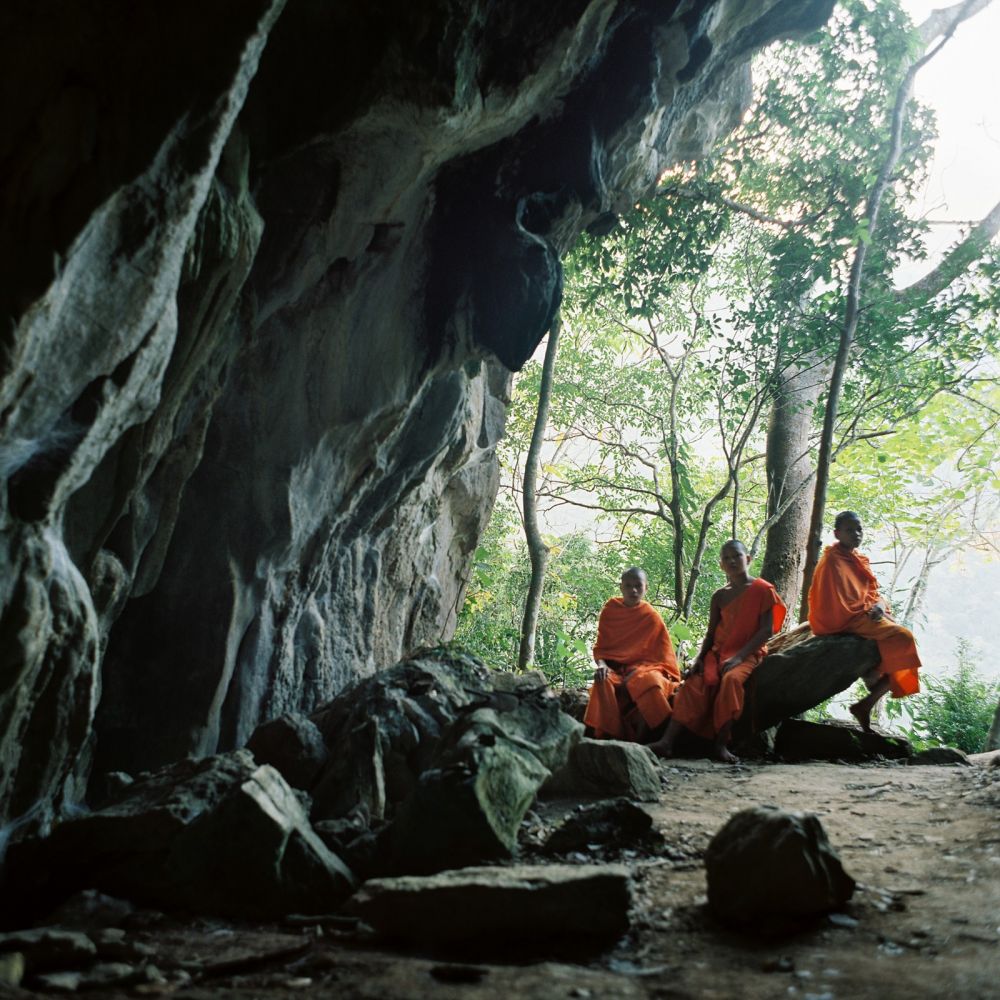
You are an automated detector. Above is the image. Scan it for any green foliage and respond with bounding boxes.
[455,501,623,687]
[886,641,1000,753]
[460,0,1000,682]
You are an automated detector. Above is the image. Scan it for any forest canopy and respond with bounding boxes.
[456,0,999,745]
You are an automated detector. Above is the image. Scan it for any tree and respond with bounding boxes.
[467,0,1000,672]
[517,312,561,670]
[800,0,998,616]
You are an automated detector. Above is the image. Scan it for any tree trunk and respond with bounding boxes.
[759,356,829,612]
[797,4,971,619]
[517,314,561,671]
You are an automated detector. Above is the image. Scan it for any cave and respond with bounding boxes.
[0,0,844,835]
[6,1,997,997]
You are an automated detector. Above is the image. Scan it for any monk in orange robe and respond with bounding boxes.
[583,567,681,742]
[649,540,786,763]
[808,510,921,731]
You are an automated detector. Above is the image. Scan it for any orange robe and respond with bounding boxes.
[672,578,786,739]
[583,598,680,741]
[808,544,921,698]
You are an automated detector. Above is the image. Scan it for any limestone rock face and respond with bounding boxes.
[0,0,835,828]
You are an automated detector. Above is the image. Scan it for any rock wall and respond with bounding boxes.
[0,0,834,829]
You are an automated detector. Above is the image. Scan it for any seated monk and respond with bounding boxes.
[808,510,921,731]
[649,540,786,763]
[583,567,681,743]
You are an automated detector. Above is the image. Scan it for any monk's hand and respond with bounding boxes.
[593,664,610,683]
[684,657,704,679]
[720,655,742,674]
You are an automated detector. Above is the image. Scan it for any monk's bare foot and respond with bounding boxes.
[647,738,674,759]
[713,745,739,764]
[850,701,873,733]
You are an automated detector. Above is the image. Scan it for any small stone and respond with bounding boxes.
[827,913,859,928]
[31,970,83,993]
[0,928,97,971]
[0,952,25,987]
[429,964,488,984]
[762,956,795,973]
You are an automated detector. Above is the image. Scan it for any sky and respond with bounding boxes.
[898,0,1000,285]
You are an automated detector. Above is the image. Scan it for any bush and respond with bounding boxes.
[891,641,1000,753]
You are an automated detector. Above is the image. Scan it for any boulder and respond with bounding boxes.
[246,713,328,790]
[3,751,354,921]
[774,719,911,762]
[733,631,881,741]
[307,656,577,822]
[542,799,659,855]
[383,739,551,875]
[346,864,632,952]
[0,929,96,973]
[299,656,581,875]
[905,747,971,766]
[705,807,855,926]
[542,739,662,802]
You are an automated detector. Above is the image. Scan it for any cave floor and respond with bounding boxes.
[7,759,999,1000]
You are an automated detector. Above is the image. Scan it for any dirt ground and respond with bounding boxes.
[4,757,999,999]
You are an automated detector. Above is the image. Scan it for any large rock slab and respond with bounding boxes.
[905,747,971,766]
[541,738,662,802]
[705,807,855,926]
[774,719,911,763]
[732,631,881,741]
[347,864,632,951]
[3,751,354,921]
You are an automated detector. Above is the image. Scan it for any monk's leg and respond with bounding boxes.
[713,720,738,764]
[583,674,625,740]
[648,717,683,758]
[709,660,756,763]
[850,675,891,732]
[625,667,679,743]
[649,674,711,757]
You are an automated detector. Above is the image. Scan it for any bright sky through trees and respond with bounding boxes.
[897,0,1000,676]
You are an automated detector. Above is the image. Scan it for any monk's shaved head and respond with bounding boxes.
[621,567,648,583]
[720,539,748,556]
[834,510,862,530]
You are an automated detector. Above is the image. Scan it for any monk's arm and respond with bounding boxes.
[721,608,774,673]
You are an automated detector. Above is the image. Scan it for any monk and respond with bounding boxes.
[583,567,681,743]
[808,510,921,732]
[649,540,786,763]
